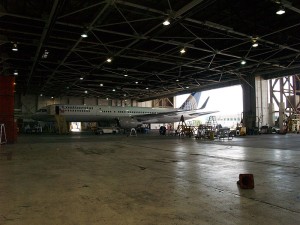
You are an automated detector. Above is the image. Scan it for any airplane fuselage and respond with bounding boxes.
[33,104,183,124]
[32,94,217,128]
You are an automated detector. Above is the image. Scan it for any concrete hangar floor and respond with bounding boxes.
[0,132,299,225]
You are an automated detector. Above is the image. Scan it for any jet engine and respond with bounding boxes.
[117,117,142,129]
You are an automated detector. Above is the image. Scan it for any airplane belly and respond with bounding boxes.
[64,115,97,122]
[145,117,181,124]
[63,114,114,122]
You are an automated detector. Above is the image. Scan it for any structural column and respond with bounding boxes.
[0,76,17,143]
[241,75,257,133]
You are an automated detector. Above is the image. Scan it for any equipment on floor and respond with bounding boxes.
[0,123,7,144]
[0,123,12,160]
[217,127,234,140]
[237,174,254,189]
[129,128,137,136]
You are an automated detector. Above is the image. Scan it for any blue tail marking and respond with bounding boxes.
[179,92,201,110]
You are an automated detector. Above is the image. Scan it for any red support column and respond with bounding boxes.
[0,76,17,143]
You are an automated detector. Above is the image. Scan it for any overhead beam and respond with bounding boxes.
[173,0,206,18]
[26,0,65,93]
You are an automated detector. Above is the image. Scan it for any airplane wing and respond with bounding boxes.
[130,96,217,123]
[134,109,218,122]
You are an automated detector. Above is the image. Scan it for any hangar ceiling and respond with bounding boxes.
[1,0,300,101]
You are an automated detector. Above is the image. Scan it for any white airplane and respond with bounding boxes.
[32,92,218,128]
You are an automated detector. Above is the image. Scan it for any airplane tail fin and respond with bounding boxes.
[179,92,201,110]
[198,97,210,109]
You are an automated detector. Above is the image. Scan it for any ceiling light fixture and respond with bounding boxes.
[163,19,170,26]
[42,49,49,59]
[180,48,186,54]
[251,37,259,48]
[252,42,258,48]
[276,5,285,15]
[12,43,18,51]
[81,32,88,38]
[106,58,112,63]
[241,60,246,65]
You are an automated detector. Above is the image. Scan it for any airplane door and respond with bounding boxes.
[55,106,59,115]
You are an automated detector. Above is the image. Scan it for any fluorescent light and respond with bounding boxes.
[81,32,88,38]
[163,19,170,26]
[276,6,285,15]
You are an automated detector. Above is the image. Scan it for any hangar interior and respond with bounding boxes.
[1,1,300,224]
[1,0,300,138]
